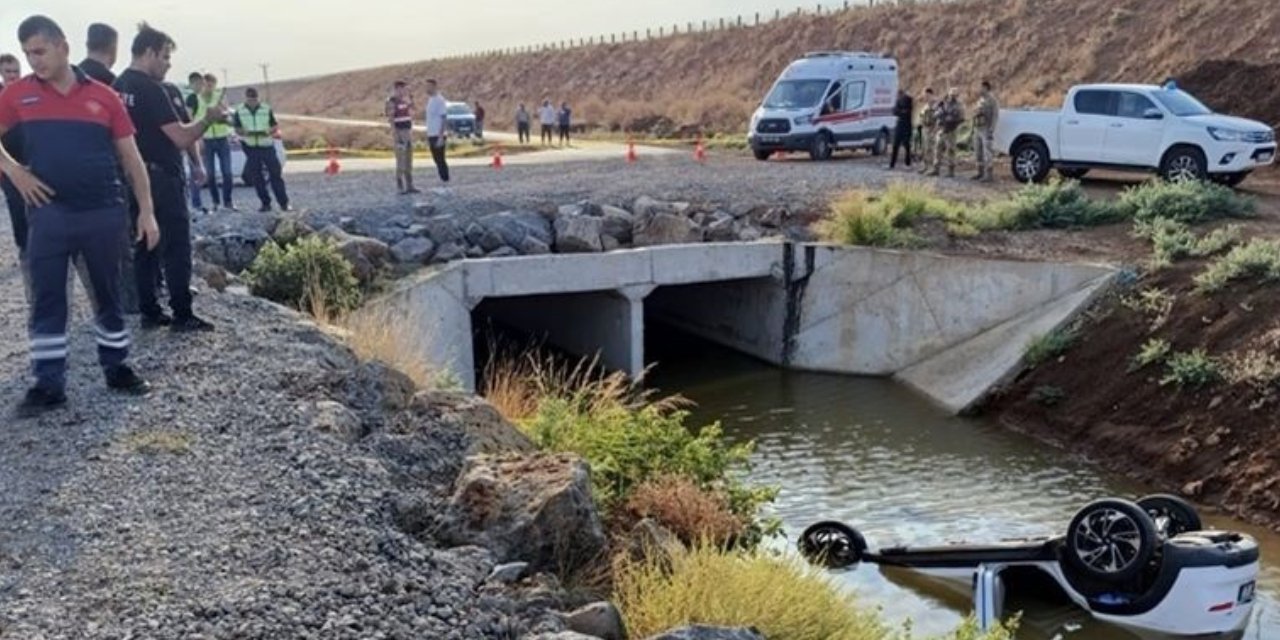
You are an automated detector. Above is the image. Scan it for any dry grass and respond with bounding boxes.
[625,475,745,546]
[481,348,677,424]
[123,430,194,455]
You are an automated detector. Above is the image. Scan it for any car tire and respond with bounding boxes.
[1057,168,1090,180]
[1011,139,1051,183]
[809,132,834,162]
[1065,498,1157,583]
[1136,494,1202,538]
[871,129,889,157]
[753,148,772,161]
[799,521,866,568]
[1160,145,1207,182]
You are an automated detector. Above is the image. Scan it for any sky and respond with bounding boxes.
[1,0,846,86]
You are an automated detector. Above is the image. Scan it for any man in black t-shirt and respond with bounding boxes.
[114,22,222,332]
[78,23,117,86]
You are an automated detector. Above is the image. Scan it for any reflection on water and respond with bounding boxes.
[647,328,1278,639]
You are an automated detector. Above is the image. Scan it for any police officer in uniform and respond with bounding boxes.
[234,87,289,212]
[0,15,160,416]
[114,22,220,332]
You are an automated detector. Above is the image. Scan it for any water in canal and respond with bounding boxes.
[646,327,1279,639]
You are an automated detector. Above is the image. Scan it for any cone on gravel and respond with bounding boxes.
[694,134,707,163]
[491,144,504,169]
[324,143,340,176]
[626,137,638,164]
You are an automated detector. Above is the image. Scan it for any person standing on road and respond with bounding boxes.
[183,71,207,212]
[927,87,965,178]
[0,53,26,255]
[474,101,485,139]
[916,88,938,175]
[424,79,450,184]
[234,87,289,212]
[115,22,221,332]
[0,15,161,416]
[972,80,999,182]
[538,99,555,146]
[557,102,572,147]
[192,72,235,211]
[78,23,118,85]
[888,89,914,170]
[385,80,417,194]
[515,103,530,144]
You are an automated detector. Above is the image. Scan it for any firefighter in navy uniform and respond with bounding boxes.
[234,87,289,212]
[0,15,160,416]
[114,22,221,332]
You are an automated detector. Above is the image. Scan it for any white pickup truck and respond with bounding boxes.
[995,83,1276,186]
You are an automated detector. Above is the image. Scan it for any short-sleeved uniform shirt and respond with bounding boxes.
[162,82,192,124]
[0,67,135,211]
[113,68,182,176]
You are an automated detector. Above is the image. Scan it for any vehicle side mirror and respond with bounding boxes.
[1142,108,1164,120]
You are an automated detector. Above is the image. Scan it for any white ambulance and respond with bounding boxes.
[748,51,900,161]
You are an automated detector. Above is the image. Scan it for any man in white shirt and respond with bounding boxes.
[538,98,556,146]
[424,79,449,183]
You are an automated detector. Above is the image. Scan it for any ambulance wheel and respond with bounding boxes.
[871,130,888,156]
[799,521,866,569]
[810,132,834,161]
[1137,494,1202,538]
[1066,499,1157,583]
[753,148,772,161]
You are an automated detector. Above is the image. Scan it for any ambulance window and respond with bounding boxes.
[822,82,843,115]
[843,82,866,111]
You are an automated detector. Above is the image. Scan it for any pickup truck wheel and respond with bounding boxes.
[1161,146,1207,182]
[810,132,834,162]
[1011,140,1050,183]
[1058,168,1089,180]
[753,148,772,161]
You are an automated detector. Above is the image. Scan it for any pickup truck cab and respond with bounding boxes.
[996,83,1276,186]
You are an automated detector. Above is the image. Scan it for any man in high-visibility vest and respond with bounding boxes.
[233,87,289,212]
[190,72,235,210]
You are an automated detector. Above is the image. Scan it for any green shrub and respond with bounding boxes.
[1194,239,1280,292]
[968,180,1121,230]
[245,237,361,314]
[1024,327,1078,367]
[1160,349,1221,389]
[1130,338,1172,372]
[1118,180,1254,224]
[1135,218,1243,267]
[820,183,963,248]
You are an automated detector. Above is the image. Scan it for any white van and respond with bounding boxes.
[748,51,899,161]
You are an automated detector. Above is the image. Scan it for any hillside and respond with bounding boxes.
[267,0,1280,134]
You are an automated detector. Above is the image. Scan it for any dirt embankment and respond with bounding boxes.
[266,0,1280,133]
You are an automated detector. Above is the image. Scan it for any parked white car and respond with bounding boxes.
[996,83,1276,186]
[748,51,898,161]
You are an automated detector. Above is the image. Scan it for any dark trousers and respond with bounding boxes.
[890,127,913,168]
[558,124,571,145]
[202,136,234,207]
[427,136,450,183]
[244,146,289,209]
[517,122,531,144]
[2,176,26,252]
[541,124,554,145]
[134,169,194,319]
[26,202,130,392]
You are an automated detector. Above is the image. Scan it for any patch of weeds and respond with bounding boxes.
[819,183,964,248]
[1160,349,1222,389]
[1028,385,1066,407]
[1024,327,1079,367]
[968,180,1122,231]
[1120,287,1175,331]
[1135,218,1243,268]
[1194,239,1280,292]
[123,430,194,455]
[1118,180,1254,224]
[1222,350,1280,394]
[1129,338,1172,372]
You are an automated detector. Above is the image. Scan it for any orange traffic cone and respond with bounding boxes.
[694,135,707,163]
[626,137,638,164]
[324,143,340,176]
[491,143,504,169]
[772,149,785,161]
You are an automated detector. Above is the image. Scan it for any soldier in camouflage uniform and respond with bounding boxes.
[927,88,965,177]
[972,80,1000,181]
[917,87,938,175]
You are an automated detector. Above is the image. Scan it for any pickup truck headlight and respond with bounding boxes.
[1207,126,1246,142]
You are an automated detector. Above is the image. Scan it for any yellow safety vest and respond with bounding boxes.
[194,89,232,139]
[236,103,275,148]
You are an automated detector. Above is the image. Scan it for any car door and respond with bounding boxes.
[1059,89,1114,162]
[1103,91,1167,167]
[838,80,867,145]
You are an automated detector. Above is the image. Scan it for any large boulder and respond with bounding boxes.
[600,205,635,245]
[390,237,436,264]
[558,201,603,218]
[554,215,604,253]
[703,211,738,243]
[563,602,625,640]
[634,213,702,247]
[645,627,765,640]
[432,242,467,264]
[422,214,466,246]
[270,215,315,246]
[193,227,272,273]
[439,453,606,573]
[335,235,392,284]
[408,391,536,456]
[480,210,554,248]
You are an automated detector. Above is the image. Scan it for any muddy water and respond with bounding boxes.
[648,333,1279,639]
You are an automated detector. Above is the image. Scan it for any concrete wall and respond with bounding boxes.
[375,264,476,389]
[645,277,788,365]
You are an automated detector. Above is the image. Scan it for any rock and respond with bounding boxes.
[634,213,702,247]
[336,236,392,284]
[737,226,763,242]
[391,237,436,264]
[528,633,601,640]
[432,242,467,264]
[387,214,414,228]
[519,236,552,256]
[404,223,429,238]
[601,235,621,252]
[439,453,606,573]
[337,362,418,413]
[465,245,486,259]
[479,210,554,247]
[632,196,674,219]
[193,260,230,292]
[600,206,634,244]
[413,202,436,216]
[487,246,519,258]
[554,216,604,253]
[563,602,625,640]
[704,212,737,243]
[645,626,764,640]
[1182,480,1205,497]
[486,562,529,585]
[193,227,271,273]
[558,201,603,218]
[271,215,315,245]
[376,227,407,246]
[410,391,536,456]
[627,518,682,564]
[423,215,465,246]
[309,400,363,440]
[758,207,788,229]
[338,216,358,233]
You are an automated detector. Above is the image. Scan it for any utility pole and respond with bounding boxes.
[259,63,271,103]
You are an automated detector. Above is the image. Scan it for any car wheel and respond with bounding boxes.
[753,148,772,161]
[1066,499,1157,583]
[871,130,889,157]
[1011,139,1051,183]
[799,521,866,568]
[1137,494,1202,538]
[1058,168,1090,180]
[809,132,834,161]
[1161,146,1207,182]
